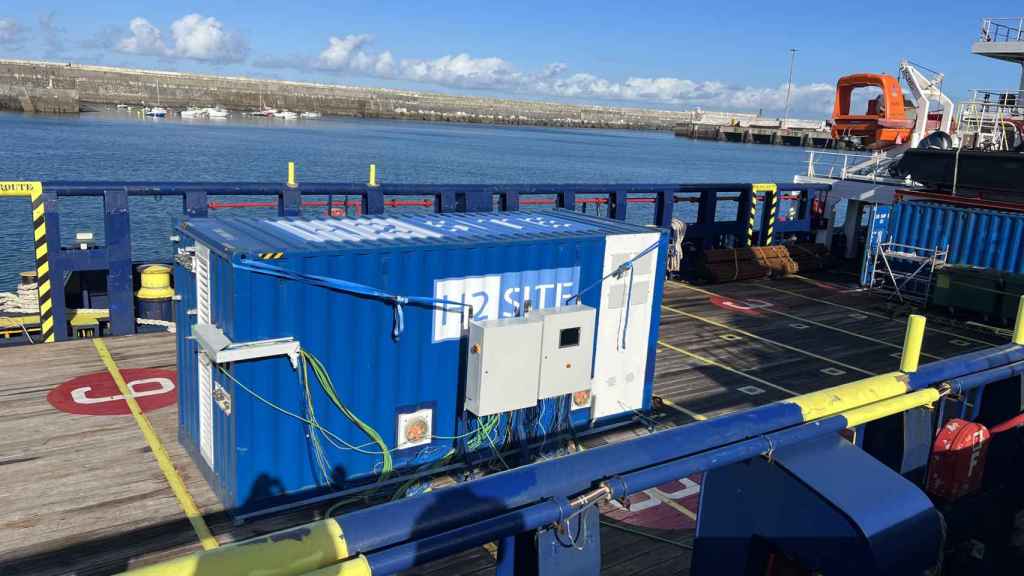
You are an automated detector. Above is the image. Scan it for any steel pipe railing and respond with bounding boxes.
[125,311,1024,576]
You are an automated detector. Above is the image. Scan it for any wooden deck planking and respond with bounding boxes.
[0,274,993,575]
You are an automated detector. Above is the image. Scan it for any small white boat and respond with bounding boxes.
[116,104,130,110]
[180,107,207,119]
[300,111,322,119]
[205,106,230,119]
[274,110,298,120]
[144,106,167,118]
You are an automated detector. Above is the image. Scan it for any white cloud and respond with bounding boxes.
[117,17,168,56]
[300,34,833,115]
[398,53,527,89]
[112,19,833,116]
[116,14,247,63]
[539,73,835,115]
[0,17,24,46]
[170,13,247,62]
[316,34,394,75]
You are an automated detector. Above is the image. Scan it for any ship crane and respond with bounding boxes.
[898,60,955,148]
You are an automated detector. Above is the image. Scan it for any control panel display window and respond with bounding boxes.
[559,327,581,348]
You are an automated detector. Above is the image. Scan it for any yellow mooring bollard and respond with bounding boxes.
[287,161,297,188]
[368,163,378,187]
[1014,295,1024,346]
[900,314,927,373]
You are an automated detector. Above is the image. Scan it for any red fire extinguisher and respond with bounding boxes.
[925,419,990,502]
[810,191,829,230]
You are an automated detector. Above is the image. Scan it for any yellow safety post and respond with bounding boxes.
[900,314,927,373]
[1013,295,1024,346]
[288,161,298,188]
[368,163,378,187]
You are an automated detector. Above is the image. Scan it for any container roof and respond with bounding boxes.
[180,210,656,257]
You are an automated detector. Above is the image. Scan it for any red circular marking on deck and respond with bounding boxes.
[709,295,774,316]
[601,475,702,530]
[47,368,177,416]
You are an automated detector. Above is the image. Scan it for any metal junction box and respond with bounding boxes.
[465,316,543,417]
[534,305,596,399]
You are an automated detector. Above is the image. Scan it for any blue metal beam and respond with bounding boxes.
[336,343,1022,556]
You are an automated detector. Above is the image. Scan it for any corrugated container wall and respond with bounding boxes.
[174,211,667,513]
[888,202,1024,274]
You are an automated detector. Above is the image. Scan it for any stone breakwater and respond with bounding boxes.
[0,59,703,129]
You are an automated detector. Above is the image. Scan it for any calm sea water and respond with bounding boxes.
[0,111,811,288]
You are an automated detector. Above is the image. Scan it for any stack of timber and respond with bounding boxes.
[697,244,831,283]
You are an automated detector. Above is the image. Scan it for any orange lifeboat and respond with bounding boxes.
[831,73,915,148]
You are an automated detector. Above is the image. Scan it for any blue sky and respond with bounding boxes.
[0,2,1021,118]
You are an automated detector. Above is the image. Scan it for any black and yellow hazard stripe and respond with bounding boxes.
[258,251,285,260]
[752,183,777,247]
[0,182,54,342]
[749,190,757,243]
[30,185,55,342]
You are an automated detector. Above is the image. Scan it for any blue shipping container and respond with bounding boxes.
[175,210,667,512]
[888,201,1024,274]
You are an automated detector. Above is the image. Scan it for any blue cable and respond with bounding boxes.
[621,265,635,350]
[235,259,469,340]
[565,239,660,305]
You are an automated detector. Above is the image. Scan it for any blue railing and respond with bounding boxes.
[9,180,830,341]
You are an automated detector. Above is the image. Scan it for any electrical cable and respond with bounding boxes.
[565,239,661,305]
[217,366,383,455]
[235,259,471,340]
[301,349,393,478]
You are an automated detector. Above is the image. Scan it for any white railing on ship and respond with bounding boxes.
[980,17,1024,42]
[806,150,883,182]
[954,90,1023,150]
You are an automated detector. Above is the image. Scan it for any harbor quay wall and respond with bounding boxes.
[673,121,834,148]
[0,83,78,114]
[0,59,701,129]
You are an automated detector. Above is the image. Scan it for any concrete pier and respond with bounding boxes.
[673,121,833,148]
[0,84,79,114]
[0,58,698,129]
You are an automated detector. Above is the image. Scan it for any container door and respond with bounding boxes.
[591,232,661,419]
[860,204,891,287]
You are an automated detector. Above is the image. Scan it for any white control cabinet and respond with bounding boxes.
[464,305,597,416]
[465,316,543,417]
[533,305,596,399]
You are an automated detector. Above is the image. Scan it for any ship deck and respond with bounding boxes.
[0,273,1007,575]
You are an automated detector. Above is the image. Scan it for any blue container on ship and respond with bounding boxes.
[888,201,1024,274]
[174,210,667,513]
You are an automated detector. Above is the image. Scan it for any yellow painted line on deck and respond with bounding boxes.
[660,303,877,377]
[750,279,997,347]
[658,340,797,396]
[667,280,944,361]
[649,488,698,521]
[654,393,707,421]
[92,339,219,551]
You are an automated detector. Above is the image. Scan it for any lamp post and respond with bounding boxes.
[782,48,797,129]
